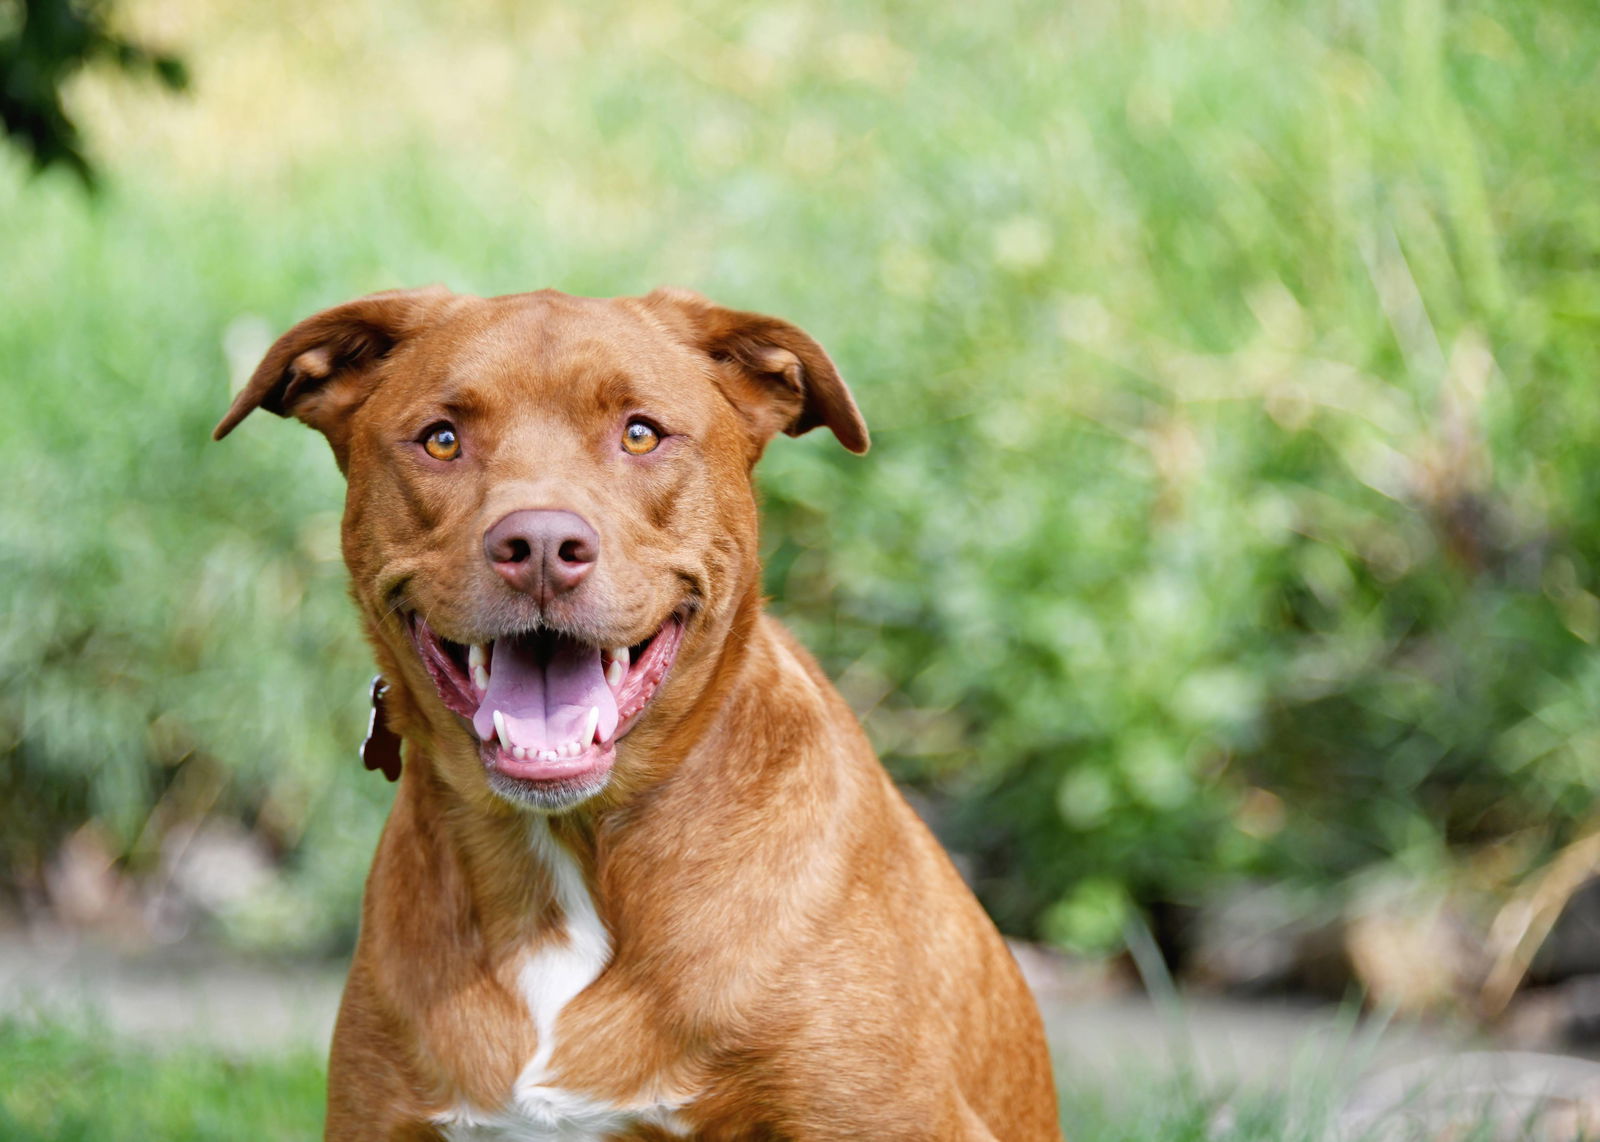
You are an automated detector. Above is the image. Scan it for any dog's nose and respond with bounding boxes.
[483,509,599,602]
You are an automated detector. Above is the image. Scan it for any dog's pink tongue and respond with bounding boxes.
[471,636,619,750]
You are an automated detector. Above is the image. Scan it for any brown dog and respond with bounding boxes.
[215,287,1061,1141]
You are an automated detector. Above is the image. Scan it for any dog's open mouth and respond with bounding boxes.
[407,613,685,786]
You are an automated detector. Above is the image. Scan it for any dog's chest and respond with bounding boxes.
[434,822,689,1141]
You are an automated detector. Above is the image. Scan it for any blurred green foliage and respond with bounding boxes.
[0,0,186,183]
[3,0,1599,953]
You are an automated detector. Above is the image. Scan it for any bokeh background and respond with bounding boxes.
[5,0,1600,1069]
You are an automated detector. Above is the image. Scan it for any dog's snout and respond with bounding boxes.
[484,509,599,602]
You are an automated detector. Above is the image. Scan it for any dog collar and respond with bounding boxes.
[361,676,403,781]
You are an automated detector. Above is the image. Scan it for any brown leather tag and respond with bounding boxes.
[361,676,403,782]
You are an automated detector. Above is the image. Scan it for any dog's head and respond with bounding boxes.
[216,287,867,812]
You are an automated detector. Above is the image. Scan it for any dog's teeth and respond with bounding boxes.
[584,706,600,744]
[515,746,529,761]
[493,709,509,751]
[602,649,629,689]
[473,666,490,691]
[469,643,486,671]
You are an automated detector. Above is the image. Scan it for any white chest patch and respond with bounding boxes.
[516,819,613,1082]
[435,821,688,1141]
[435,1087,688,1142]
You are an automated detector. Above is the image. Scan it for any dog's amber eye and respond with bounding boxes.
[423,424,461,461]
[621,420,660,455]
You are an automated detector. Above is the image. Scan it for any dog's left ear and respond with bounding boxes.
[640,288,869,455]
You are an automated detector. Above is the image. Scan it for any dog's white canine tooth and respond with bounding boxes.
[493,709,509,750]
[605,658,624,688]
[584,705,600,744]
[468,643,485,671]
[611,646,630,668]
[473,666,490,692]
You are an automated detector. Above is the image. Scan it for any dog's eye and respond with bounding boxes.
[422,424,461,461]
[621,420,660,456]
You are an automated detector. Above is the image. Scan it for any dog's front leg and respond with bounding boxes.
[324,969,446,1142]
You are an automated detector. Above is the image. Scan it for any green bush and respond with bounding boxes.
[3,0,1599,952]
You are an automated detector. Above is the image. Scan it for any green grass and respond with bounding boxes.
[0,1017,324,1142]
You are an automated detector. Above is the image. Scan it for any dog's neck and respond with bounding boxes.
[390,583,777,936]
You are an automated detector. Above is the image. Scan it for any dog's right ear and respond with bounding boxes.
[212,287,454,455]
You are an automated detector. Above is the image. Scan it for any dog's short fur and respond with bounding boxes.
[217,287,1061,1141]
